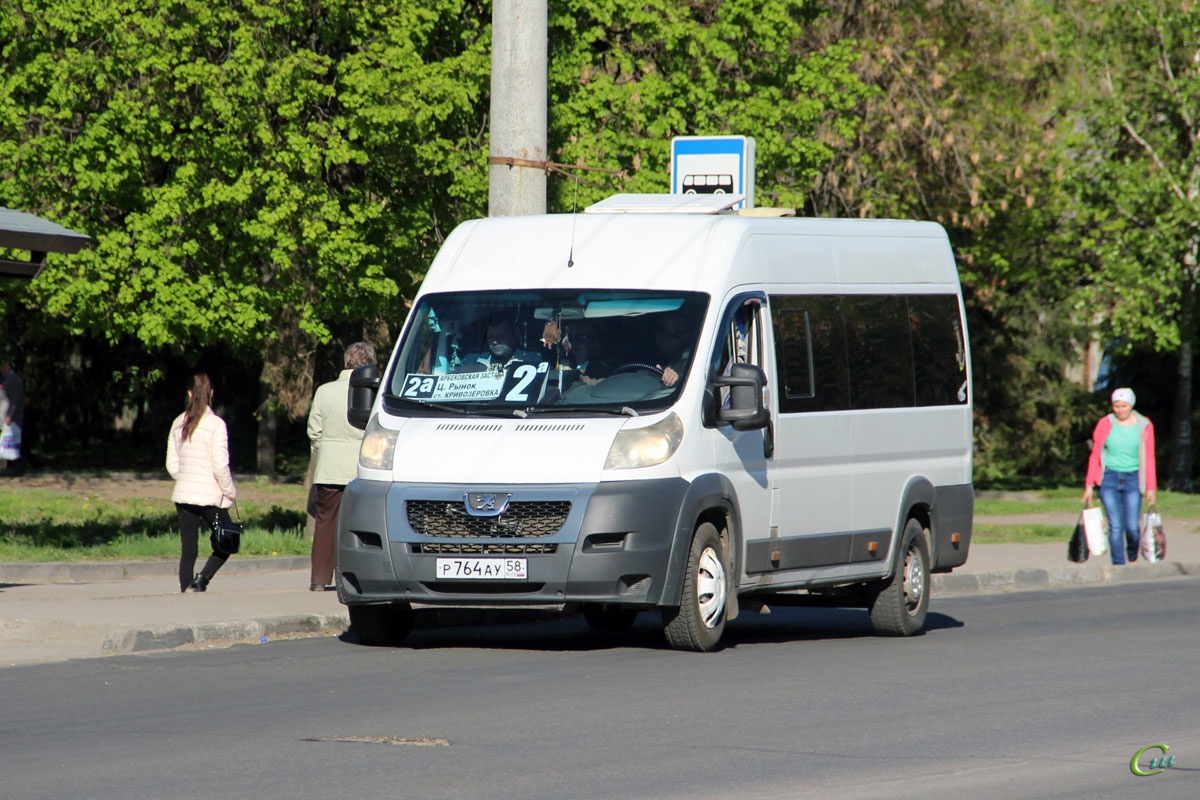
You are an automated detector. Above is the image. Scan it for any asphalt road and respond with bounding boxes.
[4,578,1199,800]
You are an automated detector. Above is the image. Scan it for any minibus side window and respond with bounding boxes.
[773,295,849,414]
[909,295,969,406]
[842,296,915,410]
[772,292,965,413]
[773,308,813,400]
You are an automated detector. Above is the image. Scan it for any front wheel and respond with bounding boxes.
[348,602,414,647]
[662,522,729,651]
[868,518,930,636]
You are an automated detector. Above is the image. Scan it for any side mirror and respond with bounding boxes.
[347,364,381,430]
[713,363,770,431]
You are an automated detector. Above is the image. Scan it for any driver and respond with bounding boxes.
[654,315,692,387]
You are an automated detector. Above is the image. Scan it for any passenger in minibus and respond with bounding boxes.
[456,318,540,373]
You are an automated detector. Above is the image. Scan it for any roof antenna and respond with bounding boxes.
[566,173,579,269]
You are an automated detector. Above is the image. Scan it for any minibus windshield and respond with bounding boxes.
[383,290,708,414]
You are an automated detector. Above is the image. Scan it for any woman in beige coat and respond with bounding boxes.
[306,342,375,591]
[166,373,237,592]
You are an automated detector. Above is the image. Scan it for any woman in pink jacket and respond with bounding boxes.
[1082,387,1157,565]
[166,373,238,592]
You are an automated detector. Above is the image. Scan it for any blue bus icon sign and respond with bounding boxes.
[671,136,755,209]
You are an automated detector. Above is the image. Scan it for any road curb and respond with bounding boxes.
[101,612,351,655]
[933,560,1200,597]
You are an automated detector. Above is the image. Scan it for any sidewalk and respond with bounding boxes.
[0,558,346,668]
[3,528,1199,668]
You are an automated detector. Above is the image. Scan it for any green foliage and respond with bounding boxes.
[0,0,492,418]
[545,0,869,209]
[1056,0,1200,353]
[802,0,1101,484]
[969,286,1098,486]
[1043,0,1200,488]
[805,1,1063,230]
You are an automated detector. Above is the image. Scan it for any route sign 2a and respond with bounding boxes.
[670,135,756,209]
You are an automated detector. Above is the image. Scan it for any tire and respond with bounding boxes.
[348,602,414,647]
[868,518,930,636]
[662,522,729,652]
[582,604,639,632]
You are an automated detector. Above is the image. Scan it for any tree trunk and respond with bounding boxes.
[253,317,316,478]
[255,379,277,476]
[1169,273,1196,492]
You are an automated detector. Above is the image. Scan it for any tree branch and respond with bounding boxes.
[1149,11,1195,139]
[1122,118,1188,201]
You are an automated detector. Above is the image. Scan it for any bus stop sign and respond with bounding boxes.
[670,135,755,209]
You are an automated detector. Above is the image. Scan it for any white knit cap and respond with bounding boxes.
[1111,387,1136,407]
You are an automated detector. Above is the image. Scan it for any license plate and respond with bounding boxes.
[435,558,528,580]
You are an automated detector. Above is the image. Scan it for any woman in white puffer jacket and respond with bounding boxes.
[166,373,237,592]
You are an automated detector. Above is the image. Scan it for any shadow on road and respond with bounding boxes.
[336,606,966,653]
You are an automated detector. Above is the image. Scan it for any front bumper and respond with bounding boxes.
[336,477,689,608]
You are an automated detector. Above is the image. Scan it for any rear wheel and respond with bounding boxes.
[868,518,930,636]
[348,602,414,647]
[582,604,639,632]
[662,522,729,652]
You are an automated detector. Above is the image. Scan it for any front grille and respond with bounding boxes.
[413,543,558,555]
[407,500,571,539]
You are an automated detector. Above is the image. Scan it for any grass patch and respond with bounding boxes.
[971,524,1066,544]
[0,484,310,562]
[974,487,1086,516]
[976,488,1200,519]
[972,488,1200,541]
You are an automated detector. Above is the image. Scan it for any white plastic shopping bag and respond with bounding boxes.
[0,422,19,461]
[1082,506,1108,557]
[1139,510,1165,563]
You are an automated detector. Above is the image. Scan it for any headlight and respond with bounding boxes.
[358,415,398,471]
[604,413,683,470]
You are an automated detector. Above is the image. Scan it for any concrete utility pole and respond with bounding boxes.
[488,0,547,217]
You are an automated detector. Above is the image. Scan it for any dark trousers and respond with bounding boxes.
[176,503,232,592]
[311,484,345,586]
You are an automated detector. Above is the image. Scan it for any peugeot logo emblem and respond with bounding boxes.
[464,492,512,517]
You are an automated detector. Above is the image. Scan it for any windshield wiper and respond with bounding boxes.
[456,404,542,418]
[387,396,468,415]
[524,406,639,417]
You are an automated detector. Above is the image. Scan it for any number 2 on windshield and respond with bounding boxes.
[503,363,547,402]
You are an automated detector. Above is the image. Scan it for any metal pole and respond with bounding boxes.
[488,0,547,217]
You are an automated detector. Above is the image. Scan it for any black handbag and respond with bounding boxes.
[211,501,243,555]
[1067,514,1089,563]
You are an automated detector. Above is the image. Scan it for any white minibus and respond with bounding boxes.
[337,194,973,651]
